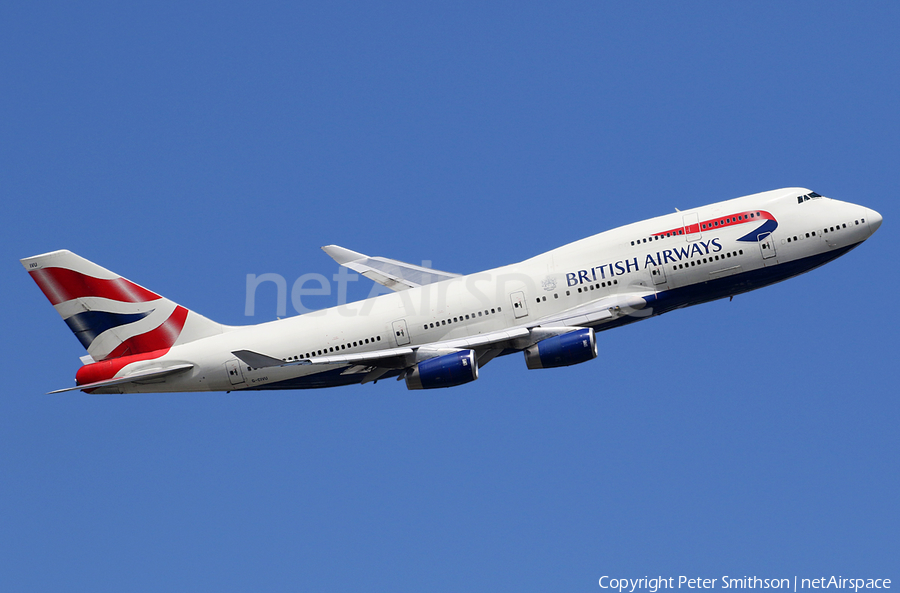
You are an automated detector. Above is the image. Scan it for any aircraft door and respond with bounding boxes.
[510,291,529,319]
[225,359,246,386]
[683,213,701,242]
[650,265,667,286]
[392,319,411,346]
[759,232,777,261]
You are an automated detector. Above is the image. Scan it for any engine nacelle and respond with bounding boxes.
[405,349,479,390]
[524,328,597,369]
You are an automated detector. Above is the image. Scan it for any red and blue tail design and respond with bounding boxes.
[22,250,225,361]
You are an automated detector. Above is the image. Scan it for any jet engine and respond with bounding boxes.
[524,328,597,369]
[405,349,479,390]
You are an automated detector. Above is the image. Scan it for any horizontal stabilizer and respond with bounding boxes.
[322,245,460,291]
[48,363,194,394]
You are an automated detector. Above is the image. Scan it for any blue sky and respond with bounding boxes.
[2,2,897,591]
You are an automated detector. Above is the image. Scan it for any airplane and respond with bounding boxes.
[22,187,882,394]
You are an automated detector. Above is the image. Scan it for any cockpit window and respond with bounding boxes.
[797,191,823,204]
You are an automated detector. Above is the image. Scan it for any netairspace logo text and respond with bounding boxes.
[599,577,892,593]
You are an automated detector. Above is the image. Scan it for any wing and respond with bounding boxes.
[322,245,461,291]
[232,291,656,380]
[48,363,194,394]
[529,291,654,327]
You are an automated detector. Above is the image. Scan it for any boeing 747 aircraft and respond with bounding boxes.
[23,188,882,394]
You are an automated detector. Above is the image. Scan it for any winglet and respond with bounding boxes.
[321,245,367,266]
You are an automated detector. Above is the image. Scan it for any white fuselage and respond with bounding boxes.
[103,188,882,393]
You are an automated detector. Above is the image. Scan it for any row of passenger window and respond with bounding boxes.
[423,307,501,331]
[265,335,384,367]
[630,212,765,245]
[529,278,622,306]
[574,279,619,294]
[785,218,866,243]
[423,276,626,331]
[672,250,744,271]
[632,232,682,246]
[701,212,761,230]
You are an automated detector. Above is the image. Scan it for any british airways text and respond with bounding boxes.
[566,238,723,286]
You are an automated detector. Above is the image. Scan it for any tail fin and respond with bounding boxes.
[21,250,227,361]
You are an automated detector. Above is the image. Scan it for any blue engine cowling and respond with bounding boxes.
[524,328,597,369]
[405,350,479,390]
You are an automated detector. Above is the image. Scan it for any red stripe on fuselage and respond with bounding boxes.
[103,306,189,360]
[653,210,775,238]
[29,267,160,306]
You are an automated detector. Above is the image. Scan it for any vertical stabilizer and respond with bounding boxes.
[21,250,228,361]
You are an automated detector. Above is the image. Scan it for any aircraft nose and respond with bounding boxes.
[867,208,883,235]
